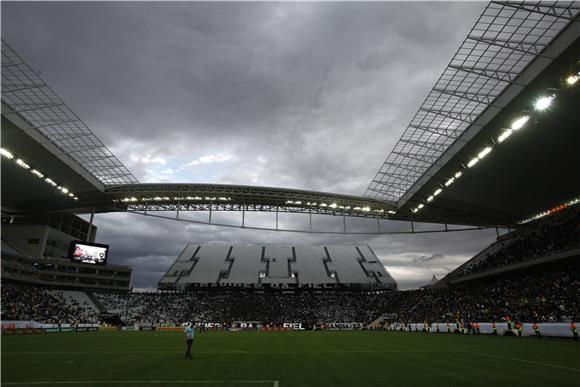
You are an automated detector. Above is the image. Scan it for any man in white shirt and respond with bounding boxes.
[185,323,195,360]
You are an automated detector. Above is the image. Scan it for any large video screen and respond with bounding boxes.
[69,241,108,265]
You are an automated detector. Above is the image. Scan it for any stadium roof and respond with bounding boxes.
[366,1,580,226]
[1,41,138,186]
[2,1,579,232]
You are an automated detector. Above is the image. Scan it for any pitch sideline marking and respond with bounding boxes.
[2,381,279,386]
[460,350,580,373]
[3,349,458,354]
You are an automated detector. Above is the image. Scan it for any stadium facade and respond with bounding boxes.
[1,212,132,291]
[159,244,397,290]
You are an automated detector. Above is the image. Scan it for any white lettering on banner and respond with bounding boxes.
[394,322,578,338]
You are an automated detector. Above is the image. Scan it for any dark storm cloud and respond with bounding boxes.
[1,2,492,289]
[414,253,445,263]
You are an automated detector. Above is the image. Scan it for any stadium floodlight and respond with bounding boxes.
[295,201,302,205]
[467,157,479,168]
[454,171,463,179]
[320,203,327,207]
[61,187,69,194]
[0,148,14,159]
[444,177,455,187]
[566,74,578,86]
[497,129,513,143]
[285,200,294,204]
[362,206,371,212]
[511,116,529,130]
[426,195,434,202]
[417,204,424,209]
[16,159,30,169]
[73,197,78,201]
[534,95,553,111]
[31,169,44,178]
[433,188,442,196]
[353,206,361,211]
[68,193,74,197]
[45,178,57,187]
[387,210,396,214]
[329,203,337,208]
[478,146,492,159]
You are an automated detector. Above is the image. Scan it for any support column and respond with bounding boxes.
[87,207,95,242]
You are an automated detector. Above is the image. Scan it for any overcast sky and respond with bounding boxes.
[2,1,499,290]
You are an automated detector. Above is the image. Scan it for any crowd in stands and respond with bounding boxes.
[1,283,99,324]
[457,210,580,277]
[3,264,578,326]
[101,290,393,326]
[394,267,579,324]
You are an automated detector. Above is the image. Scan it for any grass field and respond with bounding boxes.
[1,330,579,386]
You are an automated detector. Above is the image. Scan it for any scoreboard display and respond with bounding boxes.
[69,241,109,265]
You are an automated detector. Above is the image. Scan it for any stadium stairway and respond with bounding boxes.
[87,292,105,313]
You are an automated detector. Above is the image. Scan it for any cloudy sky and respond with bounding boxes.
[2,1,499,289]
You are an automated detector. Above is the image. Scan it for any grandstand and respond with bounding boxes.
[159,244,397,290]
[2,2,580,386]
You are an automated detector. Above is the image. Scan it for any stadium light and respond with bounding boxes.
[387,210,396,214]
[433,188,442,196]
[417,204,424,209]
[534,95,554,111]
[454,171,463,179]
[467,157,479,168]
[45,178,57,187]
[426,195,434,202]
[68,193,74,197]
[320,203,327,207]
[31,169,44,178]
[566,74,578,86]
[497,129,513,143]
[329,203,337,208]
[295,201,302,205]
[444,177,455,187]
[1,148,14,159]
[510,116,529,130]
[362,206,371,212]
[16,158,31,169]
[478,146,492,159]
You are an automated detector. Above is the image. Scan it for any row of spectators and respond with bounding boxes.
[457,210,580,277]
[98,290,392,326]
[1,283,99,324]
[3,265,577,326]
[394,267,579,323]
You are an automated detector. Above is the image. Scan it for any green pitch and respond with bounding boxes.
[2,331,579,386]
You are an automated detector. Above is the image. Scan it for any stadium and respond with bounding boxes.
[1,2,579,386]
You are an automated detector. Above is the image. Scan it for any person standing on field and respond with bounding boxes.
[185,323,195,360]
